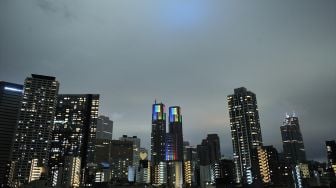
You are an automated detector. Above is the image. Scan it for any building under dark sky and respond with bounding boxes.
[10,74,59,187]
[151,102,166,165]
[168,106,183,161]
[151,102,167,185]
[227,87,263,185]
[96,115,113,140]
[0,81,23,187]
[49,94,99,187]
[281,114,306,164]
[326,140,336,176]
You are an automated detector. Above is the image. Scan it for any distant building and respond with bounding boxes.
[151,102,166,185]
[96,116,113,140]
[0,81,23,187]
[119,135,141,182]
[10,74,59,187]
[216,158,235,186]
[227,87,263,185]
[255,145,281,186]
[166,106,184,187]
[48,94,99,187]
[95,139,112,184]
[110,140,133,183]
[326,140,336,176]
[281,113,306,164]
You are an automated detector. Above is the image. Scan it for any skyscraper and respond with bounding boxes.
[168,106,184,161]
[151,102,166,165]
[280,113,306,164]
[151,102,167,185]
[166,106,184,187]
[326,140,336,176]
[10,74,59,187]
[48,94,99,187]
[204,134,221,164]
[0,82,23,187]
[227,87,263,185]
[96,115,113,140]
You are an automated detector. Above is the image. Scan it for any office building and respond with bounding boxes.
[96,116,113,140]
[10,74,59,187]
[281,113,306,164]
[110,140,133,183]
[48,94,99,187]
[119,135,141,182]
[227,87,263,185]
[0,82,23,187]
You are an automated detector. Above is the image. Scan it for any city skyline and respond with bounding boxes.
[1,0,336,163]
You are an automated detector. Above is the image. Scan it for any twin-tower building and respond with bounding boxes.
[151,102,184,187]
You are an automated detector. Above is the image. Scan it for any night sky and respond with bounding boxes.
[1,0,335,161]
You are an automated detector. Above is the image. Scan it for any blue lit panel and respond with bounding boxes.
[4,86,23,93]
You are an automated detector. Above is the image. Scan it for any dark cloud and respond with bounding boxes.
[1,0,335,161]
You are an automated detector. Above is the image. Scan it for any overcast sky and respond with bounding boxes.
[1,0,335,161]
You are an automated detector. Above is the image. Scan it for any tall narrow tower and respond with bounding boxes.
[227,87,263,185]
[0,82,23,187]
[166,106,184,187]
[168,106,183,161]
[281,113,306,164]
[10,74,59,187]
[151,102,167,185]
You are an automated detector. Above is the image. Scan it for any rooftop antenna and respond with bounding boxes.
[154,99,157,104]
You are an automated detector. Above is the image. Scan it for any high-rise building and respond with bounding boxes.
[96,116,113,140]
[166,106,184,187]
[10,74,59,187]
[326,140,336,176]
[203,134,221,164]
[227,87,263,185]
[48,94,99,187]
[254,146,281,186]
[151,102,167,185]
[0,82,23,187]
[109,140,133,183]
[280,113,306,164]
[119,135,141,182]
[168,106,184,161]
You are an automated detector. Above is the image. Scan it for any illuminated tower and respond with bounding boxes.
[166,106,184,187]
[227,87,263,185]
[280,113,306,164]
[151,102,167,185]
[0,82,23,187]
[10,74,59,187]
[168,106,183,161]
[48,94,99,187]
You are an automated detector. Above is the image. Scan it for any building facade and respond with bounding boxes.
[10,74,59,187]
[326,140,336,176]
[227,87,263,185]
[281,113,306,164]
[48,94,99,187]
[151,102,167,185]
[0,82,23,187]
[96,115,113,140]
